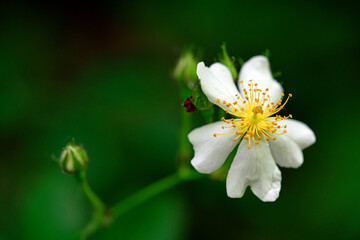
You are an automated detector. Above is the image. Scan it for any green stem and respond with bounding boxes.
[178,87,192,166]
[178,106,192,165]
[112,169,203,219]
[75,169,203,240]
[75,172,106,240]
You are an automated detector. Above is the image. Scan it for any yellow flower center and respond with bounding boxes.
[214,80,293,149]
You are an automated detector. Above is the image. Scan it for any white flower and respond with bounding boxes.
[188,56,315,202]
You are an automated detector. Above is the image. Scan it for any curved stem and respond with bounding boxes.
[75,172,106,240]
[74,169,203,240]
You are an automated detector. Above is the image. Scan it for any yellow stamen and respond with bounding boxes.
[212,83,293,149]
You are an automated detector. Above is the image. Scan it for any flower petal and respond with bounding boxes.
[188,121,238,174]
[282,119,316,150]
[269,134,303,168]
[238,56,283,104]
[226,139,281,202]
[197,62,240,107]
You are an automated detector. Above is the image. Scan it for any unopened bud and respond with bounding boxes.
[173,47,198,88]
[59,143,88,174]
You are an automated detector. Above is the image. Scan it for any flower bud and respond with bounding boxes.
[59,143,88,174]
[173,47,198,88]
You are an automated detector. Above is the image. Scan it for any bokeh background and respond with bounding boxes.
[1,1,359,239]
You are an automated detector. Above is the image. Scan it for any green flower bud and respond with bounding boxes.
[59,143,88,174]
[173,47,198,88]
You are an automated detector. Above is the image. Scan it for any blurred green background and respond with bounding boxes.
[1,1,359,239]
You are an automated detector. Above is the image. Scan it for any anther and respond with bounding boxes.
[216,99,220,103]
[252,106,263,115]
[213,134,217,137]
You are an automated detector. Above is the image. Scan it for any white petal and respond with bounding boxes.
[282,119,316,150]
[197,62,240,107]
[238,56,283,104]
[188,121,238,174]
[269,134,304,168]
[226,139,281,202]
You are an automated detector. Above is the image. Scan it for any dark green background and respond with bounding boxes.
[1,1,359,239]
